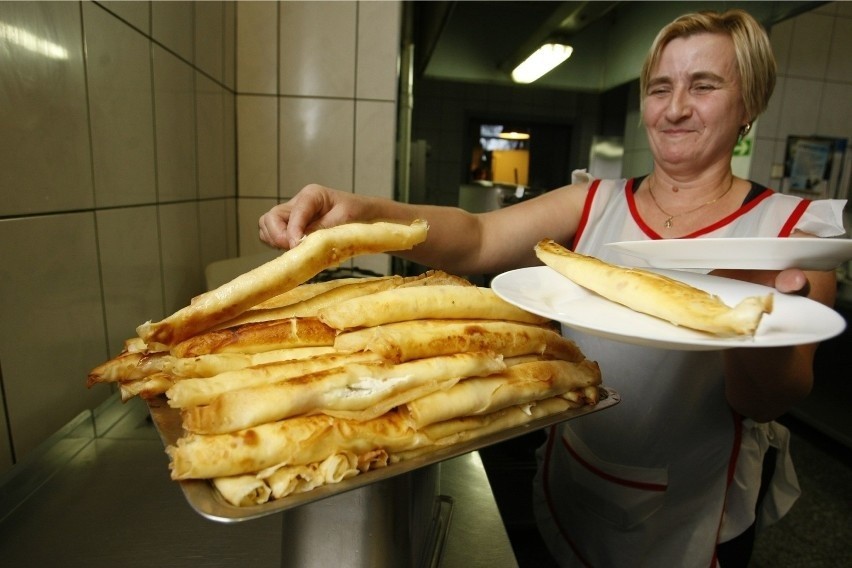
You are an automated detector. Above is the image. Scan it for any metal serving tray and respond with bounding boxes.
[146,387,620,523]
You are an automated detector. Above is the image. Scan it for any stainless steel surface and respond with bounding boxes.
[0,396,529,567]
[277,464,441,568]
[147,388,620,521]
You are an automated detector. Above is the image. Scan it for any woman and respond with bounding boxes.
[259,10,846,567]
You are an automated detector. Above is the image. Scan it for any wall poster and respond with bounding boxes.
[782,136,849,199]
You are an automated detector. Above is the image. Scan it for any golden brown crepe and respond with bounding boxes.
[137,219,428,347]
[169,317,337,358]
[167,410,432,479]
[333,319,584,363]
[318,285,551,330]
[535,239,773,337]
[216,276,405,328]
[166,350,384,409]
[391,397,574,461]
[180,351,506,434]
[401,359,601,428]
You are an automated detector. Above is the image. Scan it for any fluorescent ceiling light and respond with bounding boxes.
[511,43,572,84]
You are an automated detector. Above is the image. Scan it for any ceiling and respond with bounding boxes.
[411,1,825,93]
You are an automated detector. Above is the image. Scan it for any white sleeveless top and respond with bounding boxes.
[532,173,846,567]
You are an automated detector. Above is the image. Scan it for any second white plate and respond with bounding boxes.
[491,266,846,351]
[604,237,852,271]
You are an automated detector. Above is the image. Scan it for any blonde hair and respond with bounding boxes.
[639,9,776,123]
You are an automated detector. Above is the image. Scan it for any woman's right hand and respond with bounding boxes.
[258,184,370,250]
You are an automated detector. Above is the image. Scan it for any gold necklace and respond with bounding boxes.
[648,175,735,229]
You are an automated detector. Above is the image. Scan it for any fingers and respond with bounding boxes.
[774,269,811,296]
[258,204,294,250]
[710,268,811,296]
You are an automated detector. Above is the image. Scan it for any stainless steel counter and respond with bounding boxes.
[0,396,518,568]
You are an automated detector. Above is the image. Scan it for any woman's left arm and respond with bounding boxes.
[717,267,837,422]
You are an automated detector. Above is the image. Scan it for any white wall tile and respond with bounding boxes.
[836,0,852,18]
[279,98,355,196]
[354,100,396,199]
[158,202,204,314]
[95,206,164,356]
[236,0,278,94]
[817,82,852,140]
[776,77,823,136]
[84,2,156,207]
[238,95,279,198]
[787,12,833,79]
[195,0,224,83]
[98,0,150,34]
[0,1,93,216]
[279,1,356,97]
[356,0,400,101]
[0,214,109,459]
[153,45,198,202]
[222,1,236,90]
[197,72,228,199]
[199,198,237,273]
[152,0,194,62]
[0,386,10,470]
[758,76,785,140]
[827,15,852,82]
[769,16,794,75]
[238,197,278,255]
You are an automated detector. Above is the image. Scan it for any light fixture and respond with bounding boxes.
[511,43,572,84]
[498,131,530,140]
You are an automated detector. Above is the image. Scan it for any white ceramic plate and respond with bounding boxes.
[604,238,852,270]
[491,266,846,351]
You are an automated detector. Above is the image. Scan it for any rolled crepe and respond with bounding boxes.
[180,351,506,434]
[535,239,773,337]
[392,397,573,461]
[217,276,405,328]
[212,475,272,507]
[401,359,601,428]
[170,317,337,358]
[137,219,429,347]
[317,285,550,330]
[167,410,432,479]
[334,319,583,363]
[166,351,384,409]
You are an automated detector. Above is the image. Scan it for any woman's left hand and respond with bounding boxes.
[710,268,812,297]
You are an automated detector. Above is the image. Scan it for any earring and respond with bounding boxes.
[740,122,752,137]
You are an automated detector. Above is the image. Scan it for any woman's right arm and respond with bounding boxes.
[258,183,589,276]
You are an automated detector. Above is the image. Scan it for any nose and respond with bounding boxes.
[665,86,692,121]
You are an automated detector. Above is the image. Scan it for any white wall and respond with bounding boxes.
[0,0,401,474]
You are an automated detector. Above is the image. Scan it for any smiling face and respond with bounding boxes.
[643,33,748,176]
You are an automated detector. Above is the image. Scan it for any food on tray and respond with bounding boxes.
[137,219,429,347]
[317,285,550,329]
[333,319,584,362]
[535,239,773,336]
[87,222,604,507]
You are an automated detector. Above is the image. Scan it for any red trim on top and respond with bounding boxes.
[709,411,745,567]
[572,179,602,251]
[630,185,780,239]
[779,199,811,237]
[627,180,661,239]
[541,426,594,567]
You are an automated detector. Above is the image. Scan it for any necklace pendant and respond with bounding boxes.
[664,217,673,229]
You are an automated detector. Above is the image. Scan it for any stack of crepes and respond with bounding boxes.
[87,220,602,507]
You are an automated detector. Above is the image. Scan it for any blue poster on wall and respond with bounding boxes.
[783,136,849,199]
